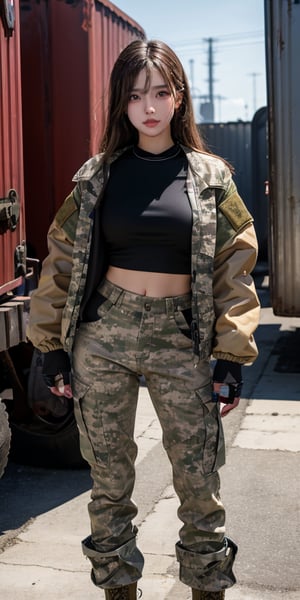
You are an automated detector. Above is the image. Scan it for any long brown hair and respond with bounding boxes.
[100,39,210,161]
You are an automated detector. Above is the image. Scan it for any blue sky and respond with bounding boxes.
[115,0,266,123]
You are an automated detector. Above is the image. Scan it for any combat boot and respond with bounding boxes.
[104,582,138,600]
[192,590,225,600]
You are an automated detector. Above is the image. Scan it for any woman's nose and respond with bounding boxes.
[145,101,155,114]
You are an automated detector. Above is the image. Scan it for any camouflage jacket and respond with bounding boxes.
[28,146,260,364]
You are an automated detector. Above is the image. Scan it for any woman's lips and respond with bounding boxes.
[143,119,160,127]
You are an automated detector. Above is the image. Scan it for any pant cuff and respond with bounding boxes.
[82,534,144,589]
[176,536,238,591]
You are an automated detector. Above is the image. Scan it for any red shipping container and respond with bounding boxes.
[0,0,26,295]
[20,0,145,260]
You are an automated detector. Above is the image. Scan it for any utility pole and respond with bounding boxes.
[189,38,218,123]
[248,72,260,116]
[201,37,216,122]
[189,58,195,90]
[207,37,214,107]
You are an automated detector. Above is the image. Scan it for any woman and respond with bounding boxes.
[28,39,260,600]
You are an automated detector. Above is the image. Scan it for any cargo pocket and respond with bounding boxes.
[198,388,226,474]
[72,374,97,466]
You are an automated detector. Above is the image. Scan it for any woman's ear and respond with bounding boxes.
[175,92,183,110]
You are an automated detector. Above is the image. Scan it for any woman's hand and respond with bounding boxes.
[49,378,73,399]
[212,359,242,417]
[220,397,240,417]
[42,349,73,398]
[213,382,240,417]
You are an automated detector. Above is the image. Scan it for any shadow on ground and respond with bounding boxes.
[0,461,92,534]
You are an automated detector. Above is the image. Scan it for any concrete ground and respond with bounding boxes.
[0,280,299,599]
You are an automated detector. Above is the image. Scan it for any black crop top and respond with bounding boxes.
[101,145,192,274]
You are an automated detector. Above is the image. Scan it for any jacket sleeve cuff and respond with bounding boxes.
[212,351,252,364]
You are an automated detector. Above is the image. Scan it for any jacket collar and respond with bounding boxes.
[72,148,128,182]
[72,145,228,192]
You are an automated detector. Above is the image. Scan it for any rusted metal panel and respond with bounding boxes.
[265,0,300,315]
[20,0,145,260]
[89,0,145,155]
[0,0,25,296]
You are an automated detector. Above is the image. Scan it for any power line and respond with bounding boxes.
[175,32,265,122]
[173,39,264,55]
[170,33,264,59]
[170,30,264,49]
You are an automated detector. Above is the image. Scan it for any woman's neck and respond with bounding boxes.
[137,134,175,155]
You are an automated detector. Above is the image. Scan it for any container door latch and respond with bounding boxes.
[0,0,15,37]
[0,189,20,234]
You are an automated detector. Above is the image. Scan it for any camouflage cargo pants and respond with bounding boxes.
[72,279,237,591]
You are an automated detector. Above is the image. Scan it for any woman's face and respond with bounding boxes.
[127,68,181,150]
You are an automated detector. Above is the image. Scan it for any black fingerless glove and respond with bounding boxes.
[213,359,243,402]
[213,359,242,384]
[42,349,71,388]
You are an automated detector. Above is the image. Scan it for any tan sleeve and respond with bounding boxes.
[213,183,260,364]
[27,189,80,352]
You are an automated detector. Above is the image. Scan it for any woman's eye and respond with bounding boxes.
[129,94,139,101]
[157,90,170,97]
